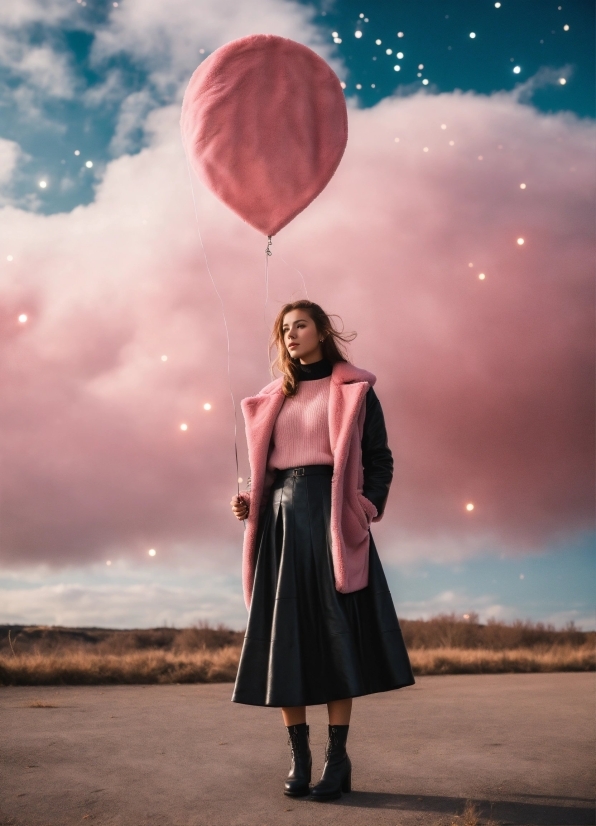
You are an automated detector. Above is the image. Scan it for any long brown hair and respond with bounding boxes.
[270,301,356,397]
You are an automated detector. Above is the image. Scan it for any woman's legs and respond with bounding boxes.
[327,697,352,725]
[282,698,352,726]
[282,706,306,726]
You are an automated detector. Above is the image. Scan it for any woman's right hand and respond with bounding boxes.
[230,494,249,521]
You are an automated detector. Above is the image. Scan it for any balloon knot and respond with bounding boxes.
[266,236,273,256]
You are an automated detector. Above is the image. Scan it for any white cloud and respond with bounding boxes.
[0,0,71,28]
[0,571,246,629]
[91,0,338,98]
[0,32,76,99]
[0,137,21,185]
[395,589,596,629]
[109,89,157,155]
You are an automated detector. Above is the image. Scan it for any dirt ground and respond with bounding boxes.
[0,673,594,826]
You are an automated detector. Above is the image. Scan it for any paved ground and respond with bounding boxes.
[0,673,594,826]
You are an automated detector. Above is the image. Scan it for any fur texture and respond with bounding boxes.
[239,362,380,609]
[180,34,348,236]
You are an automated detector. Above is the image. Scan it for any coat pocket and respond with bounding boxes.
[357,492,378,526]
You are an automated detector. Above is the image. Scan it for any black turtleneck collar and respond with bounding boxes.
[297,357,333,381]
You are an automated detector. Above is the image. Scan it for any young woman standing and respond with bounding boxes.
[230,300,414,801]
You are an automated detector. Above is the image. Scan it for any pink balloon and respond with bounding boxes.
[181,34,348,237]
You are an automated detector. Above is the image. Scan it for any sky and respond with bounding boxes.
[0,0,594,630]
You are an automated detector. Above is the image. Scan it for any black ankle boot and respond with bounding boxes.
[284,723,312,797]
[310,724,352,801]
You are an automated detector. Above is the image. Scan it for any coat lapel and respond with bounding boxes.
[241,387,284,505]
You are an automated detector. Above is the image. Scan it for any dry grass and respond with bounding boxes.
[400,613,592,650]
[449,800,499,826]
[0,618,593,686]
[409,643,595,675]
[0,646,241,686]
[0,642,593,686]
[26,700,59,708]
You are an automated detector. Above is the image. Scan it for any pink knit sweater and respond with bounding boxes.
[267,377,333,470]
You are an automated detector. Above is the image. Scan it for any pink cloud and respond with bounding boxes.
[0,89,593,569]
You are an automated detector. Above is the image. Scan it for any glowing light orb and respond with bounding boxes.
[74,150,80,156]
[418,63,424,69]
[495,2,501,6]
[386,48,392,54]
[113,1,118,6]
[469,32,476,38]
[517,237,525,245]
[559,77,566,85]
[478,155,483,160]
[85,161,93,168]
[39,180,47,188]
[563,24,569,30]
[106,560,112,565]
[397,31,404,37]
[513,66,521,74]
[478,273,486,280]
[394,137,400,142]
[238,477,243,483]
[180,423,188,430]
[7,255,13,261]
[519,573,525,579]
[441,123,447,129]
[334,37,342,44]
[371,83,376,88]
[161,355,168,361]
[148,549,156,557]
[203,403,212,411]
[422,79,429,85]
[463,613,470,619]
[423,146,429,152]
[359,13,364,18]
[355,30,363,38]
[449,140,455,146]
[375,39,382,45]
[340,81,346,89]
[332,31,338,37]
[356,83,362,89]
[468,263,473,267]
[397,52,404,58]
[520,183,526,189]
[466,503,474,511]
[393,65,401,71]
[18,313,27,322]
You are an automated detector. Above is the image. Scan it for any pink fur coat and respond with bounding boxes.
[238,361,382,609]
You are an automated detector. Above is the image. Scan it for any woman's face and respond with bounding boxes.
[282,310,323,364]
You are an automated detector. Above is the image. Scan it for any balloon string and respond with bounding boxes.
[278,254,309,299]
[264,236,272,373]
[185,159,242,513]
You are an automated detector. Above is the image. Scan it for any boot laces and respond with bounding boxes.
[325,727,345,760]
[287,726,308,757]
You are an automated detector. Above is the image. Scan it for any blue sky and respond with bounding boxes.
[0,0,594,630]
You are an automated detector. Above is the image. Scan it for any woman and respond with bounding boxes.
[230,300,414,801]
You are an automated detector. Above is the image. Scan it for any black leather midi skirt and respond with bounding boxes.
[232,465,415,707]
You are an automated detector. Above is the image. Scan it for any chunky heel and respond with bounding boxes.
[311,724,352,802]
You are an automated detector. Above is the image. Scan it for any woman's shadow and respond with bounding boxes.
[310,790,595,826]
